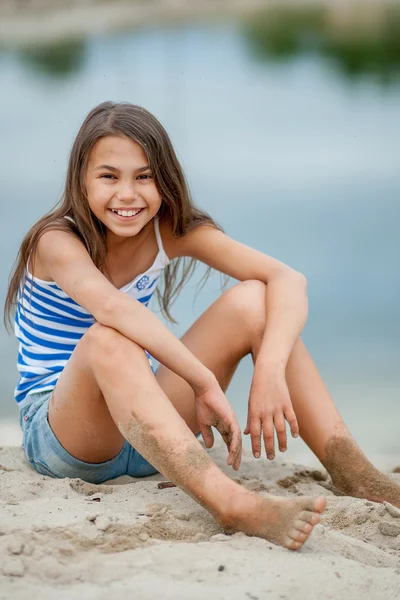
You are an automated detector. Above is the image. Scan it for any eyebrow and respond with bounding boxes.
[94,164,150,173]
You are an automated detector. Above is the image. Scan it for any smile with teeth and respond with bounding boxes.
[110,208,144,218]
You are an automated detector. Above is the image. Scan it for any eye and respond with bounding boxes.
[100,174,116,179]
[138,174,152,180]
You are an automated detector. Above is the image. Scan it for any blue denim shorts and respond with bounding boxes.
[19,390,158,483]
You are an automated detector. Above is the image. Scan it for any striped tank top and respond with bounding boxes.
[14,216,170,407]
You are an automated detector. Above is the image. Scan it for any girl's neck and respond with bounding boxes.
[104,217,160,288]
[106,218,155,257]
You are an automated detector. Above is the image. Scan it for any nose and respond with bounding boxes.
[116,180,139,202]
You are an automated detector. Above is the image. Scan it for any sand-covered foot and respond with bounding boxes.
[324,436,400,508]
[219,493,326,550]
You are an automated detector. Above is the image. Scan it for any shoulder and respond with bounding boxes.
[159,217,295,283]
[159,219,223,261]
[33,226,88,281]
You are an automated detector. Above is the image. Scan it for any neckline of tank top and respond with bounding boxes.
[26,215,170,292]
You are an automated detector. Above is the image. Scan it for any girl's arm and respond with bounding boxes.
[166,225,307,459]
[35,229,242,468]
[36,230,217,393]
[166,224,308,371]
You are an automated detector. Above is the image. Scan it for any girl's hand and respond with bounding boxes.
[244,369,299,460]
[195,382,242,471]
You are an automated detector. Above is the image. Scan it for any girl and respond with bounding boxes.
[4,102,399,551]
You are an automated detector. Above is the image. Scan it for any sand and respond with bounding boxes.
[1,428,400,599]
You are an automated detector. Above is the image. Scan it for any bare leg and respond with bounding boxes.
[49,320,326,549]
[285,339,400,507]
[156,280,400,507]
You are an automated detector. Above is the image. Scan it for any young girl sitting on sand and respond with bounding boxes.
[5,102,399,551]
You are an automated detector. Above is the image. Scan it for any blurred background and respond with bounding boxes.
[0,0,399,463]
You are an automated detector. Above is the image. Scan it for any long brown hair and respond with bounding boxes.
[4,101,221,332]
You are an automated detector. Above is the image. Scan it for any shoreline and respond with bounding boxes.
[0,0,396,49]
[0,0,266,48]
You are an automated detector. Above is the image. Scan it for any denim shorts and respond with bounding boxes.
[19,389,158,484]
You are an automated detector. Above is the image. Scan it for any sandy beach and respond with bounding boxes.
[1,426,400,600]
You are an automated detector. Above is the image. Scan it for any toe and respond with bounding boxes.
[310,512,321,525]
[314,496,327,513]
[299,496,326,515]
[286,538,303,551]
[289,529,309,542]
[294,520,313,534]
[299,510,320,525]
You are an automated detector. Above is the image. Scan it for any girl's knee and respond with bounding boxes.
[224,280,266,333]
[227,280,266,309]
[86,323,144,359]
[86,322,119,350]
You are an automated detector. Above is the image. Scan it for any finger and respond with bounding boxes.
[217,420,236,464]
[220,429,231,454]
[285,407,299,438]
[216,419,232,454]
[244,411,251,435]
[228,423,242,469]
[232,436,242,471]
[262,416,275,460]
[222,418,242,470]
[274,413,287,452]
[243,408,251,435]
[200,424,214,449]
[249,418,262,458]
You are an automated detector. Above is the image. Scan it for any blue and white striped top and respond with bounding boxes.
[14,216,170,407]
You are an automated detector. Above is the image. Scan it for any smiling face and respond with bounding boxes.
[85,135,162,240]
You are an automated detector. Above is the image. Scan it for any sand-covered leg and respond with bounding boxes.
[61,323,326,549]
[154,278,400,510]
[283,339,400,508]
[119,407,327,549]
[322,434,400,508]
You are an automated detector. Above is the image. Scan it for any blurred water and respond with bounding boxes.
[0,17,399,456]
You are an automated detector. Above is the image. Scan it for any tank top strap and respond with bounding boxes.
[154,216,170,267]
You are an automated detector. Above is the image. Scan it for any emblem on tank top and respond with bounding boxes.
[135,275,150,291]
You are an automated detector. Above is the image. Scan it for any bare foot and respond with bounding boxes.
[218,493,327,550]
[323,436,400,508]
